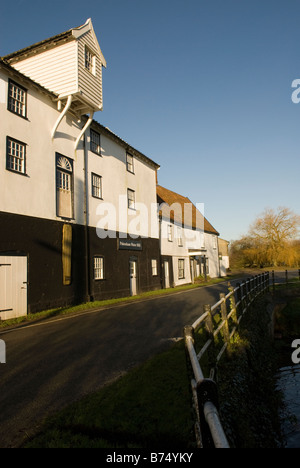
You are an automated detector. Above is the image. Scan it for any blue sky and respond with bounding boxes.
[1,0,300,241]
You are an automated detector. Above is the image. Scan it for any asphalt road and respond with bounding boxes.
[0,271,297,448]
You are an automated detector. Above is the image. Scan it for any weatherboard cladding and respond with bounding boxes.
[78,30,103,108]
[3,19,105,111]
[6,40,78,97]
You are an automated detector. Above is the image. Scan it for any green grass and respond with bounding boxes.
[23,341,194,449]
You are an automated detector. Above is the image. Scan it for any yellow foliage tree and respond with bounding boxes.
[230,207,300,268]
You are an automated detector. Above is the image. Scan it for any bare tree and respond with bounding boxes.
[230,207,300,268]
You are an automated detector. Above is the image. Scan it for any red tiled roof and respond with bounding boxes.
[157,185,219,235]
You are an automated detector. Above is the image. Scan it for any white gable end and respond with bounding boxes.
[5,18,106,116]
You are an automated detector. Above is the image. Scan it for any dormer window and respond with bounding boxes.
[85,46,96,75]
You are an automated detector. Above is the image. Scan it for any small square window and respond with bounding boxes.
[126,154,134,173]
[94,256,104,280]
[6,137,26,174]
[8,80,27,118]
[128,189,136,210]
[92,173,102,199]
[90,129,101,155]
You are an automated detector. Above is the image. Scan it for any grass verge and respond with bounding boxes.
[22,341,194,448]
[0,275,236,329]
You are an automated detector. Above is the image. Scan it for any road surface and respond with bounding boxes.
[0,271,296,447]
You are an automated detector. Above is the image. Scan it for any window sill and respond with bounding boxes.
[6,168,29,178]
[7,108,28,121]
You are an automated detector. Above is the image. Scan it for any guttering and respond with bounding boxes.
[51,95,73,139]
[74,111,94,151]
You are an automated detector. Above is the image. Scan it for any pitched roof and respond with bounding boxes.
[2,18,106,67]
[91,120,160,170]
[157,185,219,235]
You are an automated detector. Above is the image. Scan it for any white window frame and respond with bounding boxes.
[128,189,136,210]
[56,154,74,219]
[90,129,101,155]
[168,224,173,242]
[92,173,102,199]
[177,227,183,247]
[126,153,134,173]
[6,137,26,174]
[8,80,27,118]
[94,256,104,280]
[85,46,96,75]
[178,259,185,280]
[151,259,158,277]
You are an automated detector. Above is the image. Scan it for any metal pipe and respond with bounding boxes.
[192,311,209,330]
[74,111,94,151]
[185,336,204,383]
[204,401,230,448]
[51,95,73,139]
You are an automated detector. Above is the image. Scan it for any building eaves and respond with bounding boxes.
[157,185,220,235]
[2,30,73,62]
[0,58,58,99]
[91,120,160,171]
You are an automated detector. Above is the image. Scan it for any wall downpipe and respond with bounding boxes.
[74,112,94,152]
[83,132,92,302]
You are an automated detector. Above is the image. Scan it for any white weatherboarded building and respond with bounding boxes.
[157,186,220,288]
[0,19,161,319]
[4,18,106,118]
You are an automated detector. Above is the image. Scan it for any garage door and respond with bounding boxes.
[0,256,27,320]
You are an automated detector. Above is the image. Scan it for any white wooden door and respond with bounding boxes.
[0,256,27,320]
[164,261,170,289]
[129,260,137,296]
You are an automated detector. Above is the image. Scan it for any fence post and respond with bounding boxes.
[236,282,241,318]
[286,270,288,285]
[272,270,275,294]
[254,275,258,296]
[259,273,263,293]
[228,286,238,326]
[220,293,230,344]
[183,325,195,381]
[247,278,251,304]
[204,304,217,380]
[240,281,246,314]
[266,272,270,292]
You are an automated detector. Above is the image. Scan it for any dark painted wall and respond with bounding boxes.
[0,211,161,313]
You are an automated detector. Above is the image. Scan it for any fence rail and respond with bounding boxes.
[184,272,270,449]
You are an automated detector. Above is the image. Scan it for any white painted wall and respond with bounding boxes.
[0,67,159,241]
[0,70,85,225]
[89,132,159,239]
[160,215,220,285]
[10,40,78,97]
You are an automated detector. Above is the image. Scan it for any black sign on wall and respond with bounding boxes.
[118,239,143,251]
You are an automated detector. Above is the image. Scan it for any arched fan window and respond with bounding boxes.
[57,156,73,173]
[56,154,73,219]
